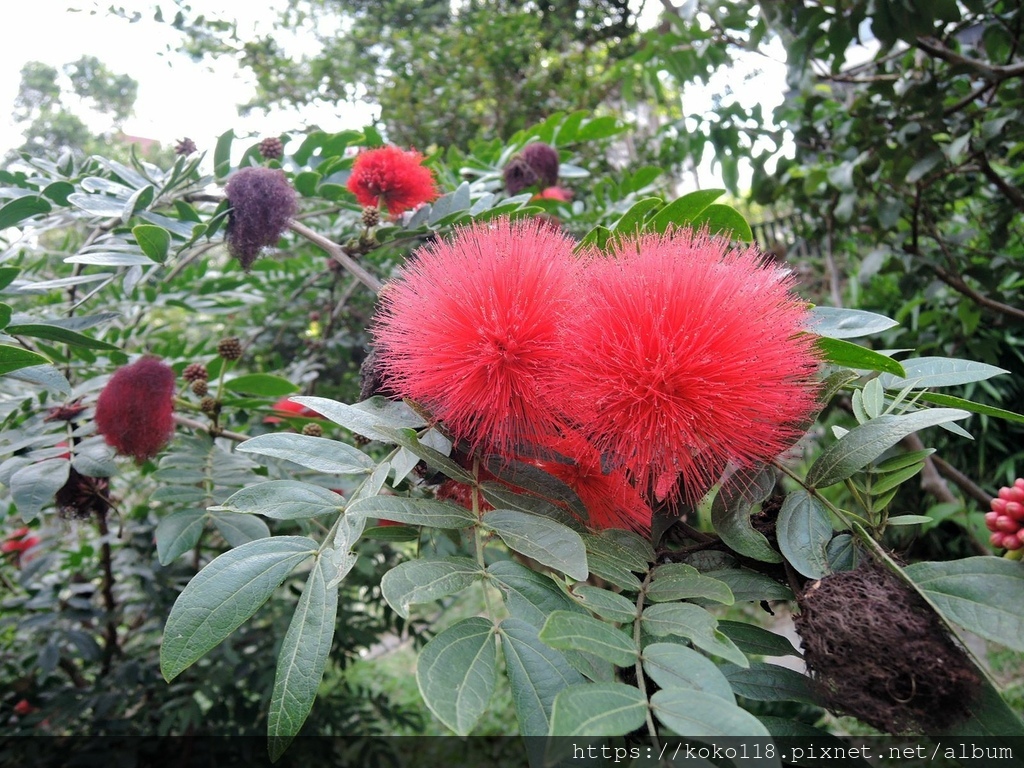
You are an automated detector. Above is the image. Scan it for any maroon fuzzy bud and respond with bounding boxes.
[224,167,298,270]
[520,142,560,188]
[503,155,540,195]
[94,357,176,463]
[175,137,197,156]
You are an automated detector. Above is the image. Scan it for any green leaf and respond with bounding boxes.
[500,617,585,736]
[917,392,1024,425]
[723,662,817,704]
[268,553,339,760]
[641,603,748,667]
[549,683,647,737]
[582,533,649,573]
[642,642,735,702]
[0,195,51,229]
[0,266,20,290]
[612,197,662,233]
[210,511,271,547]
[717,621,800,658]
[651,689,774,739]
[346,496,476,529]
[807,306,899,339]
[904,557,1024,652]
[571,585,637,624]
[691,203,754,241]
[576,224,612,251]
[806,408,970,488]
[381,557,483,618]
[649,189,724,233]
[225,374,300,397]
[9,458,70,521]
[132,224,171,262]
[4,324,118,350]
[0,344,50,376]
[886,514,933,526]
[703,568,793,602]
[583,536,643,591]
[488,562,611,682]
[710,466,782,563]
[776,490,833,579]
[646,563,734,604]
[161,536,316,681]
[539,611,638,667]
[214,481,343,520]
[574,116,623,142]
[237,433,374,474]
[214,129,234,178]
[488,560,582,629]
[376,426,475,484]
[816,337,906,377]
[482,509,588,581]
[416,617,498,736]
[155,509,206,565]
[879,356,1009,389]
[486,458,588,520]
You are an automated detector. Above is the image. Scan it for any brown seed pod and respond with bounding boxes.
[794,556,980,734]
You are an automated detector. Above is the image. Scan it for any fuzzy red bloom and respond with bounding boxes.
[529,434,651,533]
[372,218,580,454]
[94,356,176,463]
[2,527,40,567]
[346,146,438,215]
[534,186,573,202]
[264,397,317,425]
[559,229,821,505]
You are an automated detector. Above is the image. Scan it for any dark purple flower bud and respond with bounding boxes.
[224,167,298,270]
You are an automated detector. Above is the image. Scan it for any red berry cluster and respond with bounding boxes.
[985,478,1024,550]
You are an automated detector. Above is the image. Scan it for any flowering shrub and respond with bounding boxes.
[0,112,1021,759]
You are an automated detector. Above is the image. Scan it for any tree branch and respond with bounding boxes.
[288,219,383,294]
[915,36,1024,81]
[174,413,250,443]
[976,152,1024,214]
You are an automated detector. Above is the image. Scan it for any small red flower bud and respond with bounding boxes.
[998,486,1016,501]
[94,356,176,463]
[1006,501,1024,522]
[983,511,1000,532]
[1003,535,1022,551]
[991,498,1008,514]
[995,515,1019,534]
[13,699,36,716]
[1016,478,1024,491]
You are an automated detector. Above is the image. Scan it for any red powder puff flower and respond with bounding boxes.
[346,146,438,215]
[529,434,651,533]
[13,699,38,716]
[534,186,573,203]
[95,356,176,463]
[559,229,820,505]
[372,218,580,454]
[224,167,298,270]
[2,527,41,567]
[264,397,317,425]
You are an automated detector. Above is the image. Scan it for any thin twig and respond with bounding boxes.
[173,413,249,443]
[288,219,383,294]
